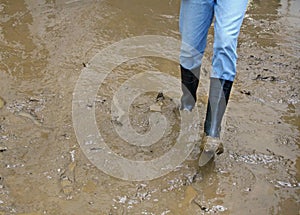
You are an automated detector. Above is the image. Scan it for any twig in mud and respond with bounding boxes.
[17,111,43,127]
[252,74,278,81]
[16,111,54,132]
[193,199,209,212]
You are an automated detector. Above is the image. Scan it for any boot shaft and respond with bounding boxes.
[204,78,233,138]
[180,65,200,111]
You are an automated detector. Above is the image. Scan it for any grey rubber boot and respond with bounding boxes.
[198,78,233,167]
[180,65,200,111]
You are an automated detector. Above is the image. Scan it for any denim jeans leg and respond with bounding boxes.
[212,0,248,81]
[179,0,215,71]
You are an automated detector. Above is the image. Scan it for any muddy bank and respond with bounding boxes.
[0,0,299,214]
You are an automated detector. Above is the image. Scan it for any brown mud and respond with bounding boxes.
[0,0,299,214]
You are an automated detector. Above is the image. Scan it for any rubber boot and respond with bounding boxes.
[180,65,200,111]
[198,78,233,167]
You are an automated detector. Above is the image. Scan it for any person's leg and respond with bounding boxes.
[179,0,214,111]
[199,0,248,166]
[211,0,248,82]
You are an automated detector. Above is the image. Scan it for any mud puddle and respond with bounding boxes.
[0,0,299,214]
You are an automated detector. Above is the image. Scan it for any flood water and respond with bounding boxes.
[0,0,299,214]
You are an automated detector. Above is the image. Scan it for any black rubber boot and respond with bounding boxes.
[180,65,200,111]
[204,78,233,137]
[198,78,233,167]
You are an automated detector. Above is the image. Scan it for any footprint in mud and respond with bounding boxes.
[175,185,199,215]
[215,155,257,194]
[187,154,259,213]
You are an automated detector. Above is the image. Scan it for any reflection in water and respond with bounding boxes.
[278,0,300,57]
[0,0,48,81]
[250,0,281,17]
[242,0,300,56]
[242,0,282,48]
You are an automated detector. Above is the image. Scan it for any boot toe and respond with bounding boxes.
[198,136,223,167]
[180,104,194,112]
[198,150,215,167]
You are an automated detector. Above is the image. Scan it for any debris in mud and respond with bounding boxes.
[0,146,7,152]
[60,175,73,196]
[150,92,165,112]
[0,97,6,109]
[0,176,4,186]
[7,97,47,129]
[17,111,43,127]
[60,157,76,198]
[193,200,227,213]
[135,184,151,202]
[248,54,263,64]
[252,74,278,82]
[184,172,202,185]
[28,97,42,102]
[82,62,90,68]
[231,151,284,167]
[86,103,93,109]
[193,200,208,212]
[95,96,107,104]
[149,104,162,112]
[111,117,123,126]
[240,90,251,96]
[156,92,165,102]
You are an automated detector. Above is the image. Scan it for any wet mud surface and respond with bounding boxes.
[0,0,299,214]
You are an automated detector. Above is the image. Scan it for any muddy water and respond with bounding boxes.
[0,0,299,214]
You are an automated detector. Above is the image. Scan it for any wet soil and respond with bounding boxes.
[0,0,299,214]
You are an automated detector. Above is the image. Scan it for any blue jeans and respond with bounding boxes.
[179,0,248,81]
